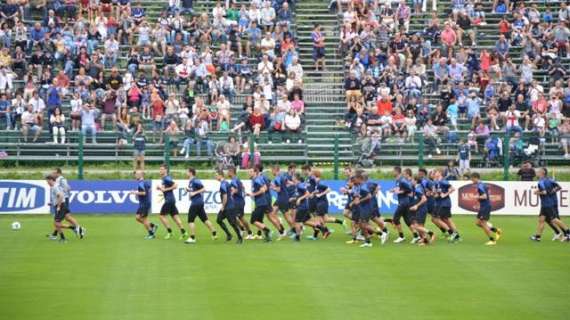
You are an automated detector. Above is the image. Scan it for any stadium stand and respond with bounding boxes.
[0,0,568,167]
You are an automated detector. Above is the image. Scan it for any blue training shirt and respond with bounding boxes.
[396,177,413,206]
[296,182,309,210]
[477,182,491,208]
[537,178,556,208]
[137,180,151,205]
[219,180,234,210]
[188,178,204,206]
[162,175,176,203]
[230,177,245,208]
[434,179,452,208]
[252,176,268,207]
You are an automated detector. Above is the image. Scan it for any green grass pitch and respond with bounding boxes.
[0,215,569,320]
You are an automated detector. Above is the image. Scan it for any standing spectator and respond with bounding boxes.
[81,103,98,144]
[100,90,118,130]
[458,139,471,173]
[133,121,146,171]
[559,118,570,159]
[0,92,12,130]
[517,161,536,181]
[311,23,326,71]
[50,107,66,144]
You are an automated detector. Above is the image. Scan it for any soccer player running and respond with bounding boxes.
[418,168,451,239]
[260,165,286,238]
[215,169,243,244]
[352,171,374,248]
[390,167,417,244]
[184,167,217,244]
[290,173,328,241]
[228,166,254,239]
[433,169,461,243]
[530,168,570,242]
[130,170,158,239]
[470,172,502,246]
[271,164,296,236]
[49,167,85,239]
[156,164,187,240]
[302,165,319,219]
[364,174,389,244]
[547,179,565,241]
[313,169,345,230]
[246,165,272,242]
[409,175,435,246]
[46,175,83,242]
[341,166,354,232]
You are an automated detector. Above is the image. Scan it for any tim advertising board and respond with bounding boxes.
[451,181,569,216]
[0,180,50,214]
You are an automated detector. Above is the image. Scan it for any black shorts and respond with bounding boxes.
[553,206,560,219]
[350,207,360,222]
[295,208,311,223]
[436,206,451,219]
[309,199,318,214]
[539,207,556,222]
[54,207,67,222]
[250,205,268,224]
[136,203,150,217]
[359,208,371,223]
[217,208,236,221]
[160,201,179,216]
[63,198,71,214]
[371,208,380,219]
[276,199,290,213]
[234,204,245,218]
[477,205,491,221]
[188,204,208,223]
[413,207,428,225]
[316,201,328,216]
[403,211,415,226]
[393,204,409,226]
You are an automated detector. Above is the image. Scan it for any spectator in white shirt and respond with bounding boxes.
[21,105,41,143]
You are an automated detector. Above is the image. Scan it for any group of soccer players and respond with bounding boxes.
[45,163,568,246]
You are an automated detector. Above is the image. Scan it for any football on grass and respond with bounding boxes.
[11,221,21,231]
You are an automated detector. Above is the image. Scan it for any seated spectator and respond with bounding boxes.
[249,107,265,137]
[223,136,241,166]
[423,118,441,158]
[50,106,66,144]
[284,109,302,144]
[474,120,490,148]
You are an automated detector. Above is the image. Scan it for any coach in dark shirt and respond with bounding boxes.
[517,161,536,181]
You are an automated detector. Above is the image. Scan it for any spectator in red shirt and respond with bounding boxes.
[376,95,393,116]
[249,107,265,137]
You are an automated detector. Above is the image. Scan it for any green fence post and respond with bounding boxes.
[503,131,510,181]
[164,135,171,169]
[333,134,339,180]
[249,134,255,168]
[418,132,424,168]
[78,131,84,180]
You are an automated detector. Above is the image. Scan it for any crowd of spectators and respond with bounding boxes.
[0,0,306,166]
[339,0,570,161]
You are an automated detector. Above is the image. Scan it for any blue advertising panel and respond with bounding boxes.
[320,180,398,215]
[68,180,146,214]
[0,180,49,214]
